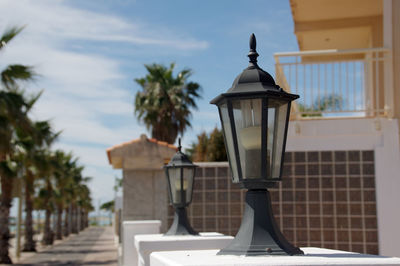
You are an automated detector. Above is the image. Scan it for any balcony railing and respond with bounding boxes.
[274,48,393,119]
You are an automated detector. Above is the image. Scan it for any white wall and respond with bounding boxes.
[286,118,400,257]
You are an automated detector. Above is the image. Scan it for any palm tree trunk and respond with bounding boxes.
[37,211,41,235]
[71,205,78,234]
[80,209,85,230]
[55,205,63,240]
[0,175,13,264]
[42,180,53,245]
[42,208,53,245]
[76,206,80,232]
[52,212,56,237]
[22,170,36,251]
[86,211,89,227]
[63,207,69,237]
[152,123,177,144]
[82,210,86,229]
[75,206,78,233]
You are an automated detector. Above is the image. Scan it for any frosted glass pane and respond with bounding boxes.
[267,106,275,177]
[232,99,262,179]
[183,168,194,203]
[219,103,239,182]
[167,168,185,204]
[268,99,288,178]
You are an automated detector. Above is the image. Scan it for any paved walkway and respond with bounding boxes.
[10,227,118,266]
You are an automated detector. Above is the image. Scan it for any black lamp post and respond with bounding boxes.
[210,34,303,256]
[164,139,198,236]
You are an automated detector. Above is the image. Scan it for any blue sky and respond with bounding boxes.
[0,0,299,208]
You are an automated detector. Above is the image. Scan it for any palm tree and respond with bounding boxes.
[18,120,58,251]
[70,176,90,234]
[69,172,81,234]
[38,151,88,244]
[0,158,19,264]
[32,150,55,246]
[0,92,34,264]
[52,150,73,240]
[0,26,35,263]
[76,183,93,230]
[62,162,84,236]
[134,63,201,144]
[1,27,35,91]
[76,183,91,231]
[80,191,93,230]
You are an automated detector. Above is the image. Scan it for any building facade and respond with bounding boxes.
[272,0,400,256]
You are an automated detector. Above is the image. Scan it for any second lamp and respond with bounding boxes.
[164,139,198,236]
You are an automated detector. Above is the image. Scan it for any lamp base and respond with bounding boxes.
[164,207,199,236]
[218,189,303,256]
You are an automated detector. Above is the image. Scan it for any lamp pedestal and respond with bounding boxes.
[165,207,198,236]
[218,189,303,256]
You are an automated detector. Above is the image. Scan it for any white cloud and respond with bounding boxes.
[31,91,140,147]
[54,142,109,169]
[0,0,209,51]
[191,110,219,120]
[84,166,119,204]
[1,40,126,98]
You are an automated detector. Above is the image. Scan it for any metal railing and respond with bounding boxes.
[274,48,393,119]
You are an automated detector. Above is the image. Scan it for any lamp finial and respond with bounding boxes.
[178,138,182,152]
[248,33,259,65]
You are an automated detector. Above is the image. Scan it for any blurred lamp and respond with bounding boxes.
[164,138,198,235]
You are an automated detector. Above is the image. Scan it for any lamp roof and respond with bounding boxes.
[210,34,299,105]
[165,138,197,168]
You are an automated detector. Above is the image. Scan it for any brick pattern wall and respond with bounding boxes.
[167,151,378,254]
[168,164,245,236]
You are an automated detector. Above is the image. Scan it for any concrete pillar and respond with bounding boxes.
[107,134,176,233]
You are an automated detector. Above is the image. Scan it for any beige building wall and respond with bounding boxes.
[290,0,383,51]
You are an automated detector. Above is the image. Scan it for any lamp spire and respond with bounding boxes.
[178,138,182,152]
[248,33,259,67]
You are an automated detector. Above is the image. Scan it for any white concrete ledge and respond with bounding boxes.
[135,232,233,266]
[150,247,400,266]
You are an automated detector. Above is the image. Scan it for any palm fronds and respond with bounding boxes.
[134,63,202,143]
[0,26,25,50]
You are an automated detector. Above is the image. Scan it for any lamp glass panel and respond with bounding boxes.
[183,168,194,203]
[167,168,183,204]
[267,99,289,178]
[232,99,262,179]
[219,103,239,182]
[267,104,275,177]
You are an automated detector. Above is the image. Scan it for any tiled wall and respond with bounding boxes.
[167,151,378,254]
